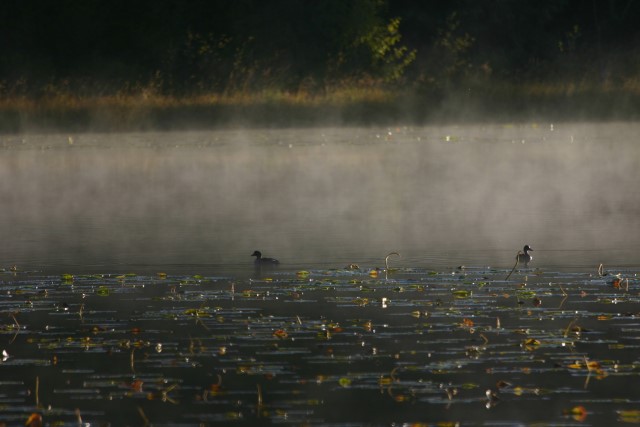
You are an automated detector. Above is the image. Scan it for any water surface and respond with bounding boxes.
[1,123,640,425]
[0,123,638,274]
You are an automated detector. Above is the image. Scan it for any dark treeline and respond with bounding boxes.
[2,0,640,96]
[2,0,640,131]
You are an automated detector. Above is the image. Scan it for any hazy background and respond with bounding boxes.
[1,123,638,274]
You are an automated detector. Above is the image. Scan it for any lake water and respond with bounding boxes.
[1,123,640,426]
[1,123,639,274]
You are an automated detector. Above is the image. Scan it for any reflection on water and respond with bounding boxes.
[0,123,639,273]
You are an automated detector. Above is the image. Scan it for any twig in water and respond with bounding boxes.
[583,356,592,389]
[257,384,263,406]
[35,376,40,408]
[559,284,567,297]
[137,406,150,426]
[598,263,604,277]
[480,333,489,345]
[564,319,577,338]
[385,252,400,270]
[390,366,400,382]
[130,349,136,374]
[75,408,83,427]
[558,284,569,309]
[161,383,178,404]
[505,252,521,281]
[9,314,20,344]
[559,294,568,310]
[195,317,210,331]
[11,314,20,328]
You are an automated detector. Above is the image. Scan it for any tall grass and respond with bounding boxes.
[1,76,639,133]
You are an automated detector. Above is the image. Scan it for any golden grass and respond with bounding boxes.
[0,84,398,112]
[1,77,639,131]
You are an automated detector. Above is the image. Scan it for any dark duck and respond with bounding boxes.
[251,250,280,265]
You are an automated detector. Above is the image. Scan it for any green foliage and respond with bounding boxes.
[356,17,416,82]
[2,0,640,123]
[434,12,475,83]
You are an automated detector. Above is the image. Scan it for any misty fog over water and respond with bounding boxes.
[1,123,639,274]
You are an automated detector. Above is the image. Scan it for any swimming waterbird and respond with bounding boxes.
[251,250,280,265]
[518,245,533,264]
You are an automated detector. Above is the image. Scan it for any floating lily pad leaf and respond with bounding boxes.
[353,297,369,306]
[183,309,210,317]
[338,377,351,387]
[453,290,472,299]
[618,410,640,423]
[273,329,288,339]
[25,413,42,427]
[516,290,536,299]
[61,273,74,282]
[96,286,110,296]
[461,318,475,327]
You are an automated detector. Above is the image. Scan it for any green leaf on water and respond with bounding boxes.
[461,382,480,390]
[452,290,472,299]
[618,410,640,423]
[339,377,351,387]
[517,290,536,299]
[96,286,110,296]
[61,273,74,282]
[184,308,210,317]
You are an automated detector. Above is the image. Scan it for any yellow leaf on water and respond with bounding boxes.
[378,377,393,386]
[339,377,351,387]
[563,405,587,422]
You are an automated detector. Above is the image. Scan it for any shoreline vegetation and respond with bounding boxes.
[2,81,640,133]
[3,2,640,133]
